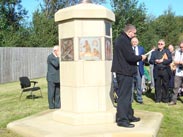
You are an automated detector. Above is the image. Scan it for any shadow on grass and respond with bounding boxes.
[143,90,156,102]
[177,96,183,103]
[26,95,43,100]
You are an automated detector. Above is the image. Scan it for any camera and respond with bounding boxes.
[179,64,183,70]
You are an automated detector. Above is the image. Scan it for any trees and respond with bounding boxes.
[29,0,106,47]
[1,0,183,48]
[111,0,183,51]
[111,0,147,44]
[0,0,28,46]
[0,0,107,47]
[174,16,183,44]
[28,11,58,47]
[153,8,180,46]
[142,8,183,48]
[0,0,27,30]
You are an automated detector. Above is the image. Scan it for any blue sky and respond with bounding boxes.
[22,0,183,21]
[138,0,183,17]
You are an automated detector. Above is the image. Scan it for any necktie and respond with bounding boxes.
[134,47,139,65]
[133,47,136,54]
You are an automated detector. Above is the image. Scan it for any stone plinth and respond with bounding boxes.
[7,110,163,137]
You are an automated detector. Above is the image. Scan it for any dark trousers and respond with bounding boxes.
[116,74,134,124]
[155,69,170,102]
[48,81,61,109]
[169,71,175,89]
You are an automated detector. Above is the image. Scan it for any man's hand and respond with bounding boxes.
[179,61,183,65]
[155,59,163,64]
[56,49,60,58]
[141,55,147,61]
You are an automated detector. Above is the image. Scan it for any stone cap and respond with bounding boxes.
[55,3,115,23]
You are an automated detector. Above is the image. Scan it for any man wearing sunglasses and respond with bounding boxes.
[149,39,172,103]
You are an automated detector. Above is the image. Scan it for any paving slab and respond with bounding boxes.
[7,110,163,137]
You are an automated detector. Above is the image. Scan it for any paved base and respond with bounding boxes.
[7,109,163,137]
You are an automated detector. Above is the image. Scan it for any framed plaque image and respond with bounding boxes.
[61,38,74,61]
[105,21,111,36]
[79,37,101,61]
[105,37,112,60]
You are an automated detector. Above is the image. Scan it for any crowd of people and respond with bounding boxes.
[111,24,183,128]
[147,41,183,105]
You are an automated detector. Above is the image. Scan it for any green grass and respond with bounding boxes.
[134,91,183,137]
[0,77,48,137]
[0,77,183,137]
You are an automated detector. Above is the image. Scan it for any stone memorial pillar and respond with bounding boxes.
[53,1,115,125]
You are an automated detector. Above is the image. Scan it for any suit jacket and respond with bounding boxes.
[149,48,172,79]
[137,46,145,77]
[46,53,60,83]
[111,31,142,76]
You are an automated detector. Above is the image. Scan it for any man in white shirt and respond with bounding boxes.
[169,41,183,105]
[131,37,145,104]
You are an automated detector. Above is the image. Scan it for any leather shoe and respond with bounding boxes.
[168,101,176,105]
[130,117,141,122]
[117,122,135,128]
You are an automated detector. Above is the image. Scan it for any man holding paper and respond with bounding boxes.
[149,39,172,103]
[111,24,147,128]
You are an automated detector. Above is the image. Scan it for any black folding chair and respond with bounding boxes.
[19,76,42,100]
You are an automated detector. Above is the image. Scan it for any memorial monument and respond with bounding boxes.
[53,0,115,125]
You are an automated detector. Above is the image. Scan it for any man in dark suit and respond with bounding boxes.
[111,24,146,128]
[131,37,145,104]
[47,45,61,109]
[149,39,172,103]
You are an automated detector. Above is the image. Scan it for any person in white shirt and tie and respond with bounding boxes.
[131,37,145,104]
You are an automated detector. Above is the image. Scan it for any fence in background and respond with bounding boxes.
[0,47,52,83]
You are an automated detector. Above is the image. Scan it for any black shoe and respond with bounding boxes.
[129,117,141,122]
[117,122,135,128]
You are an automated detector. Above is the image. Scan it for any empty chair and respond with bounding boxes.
[19,76,42,100]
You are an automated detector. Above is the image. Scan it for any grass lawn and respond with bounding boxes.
[0,77,48,137]
[0,77,183,137]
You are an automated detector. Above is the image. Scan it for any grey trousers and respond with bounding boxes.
[172,76,183,102]
[48,81,61,109]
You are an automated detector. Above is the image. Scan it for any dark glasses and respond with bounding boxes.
[158,43,164,45]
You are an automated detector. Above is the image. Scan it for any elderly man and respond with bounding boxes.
[131,37,145,104]
[149,39,172,103]
[47,45,61,109]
